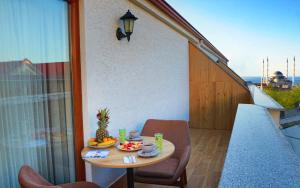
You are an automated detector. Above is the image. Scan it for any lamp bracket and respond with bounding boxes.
[116,28,127,40]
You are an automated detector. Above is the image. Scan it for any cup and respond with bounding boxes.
[142,143,155,153]
[129,130,139,138]
[119,128,126,144]
[155,133,163,151]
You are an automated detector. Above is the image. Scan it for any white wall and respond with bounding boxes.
[80,0,189,187]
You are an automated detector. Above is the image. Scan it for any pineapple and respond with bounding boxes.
[96,108,110,143]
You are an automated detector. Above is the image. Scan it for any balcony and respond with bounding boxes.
[2,1,299,188]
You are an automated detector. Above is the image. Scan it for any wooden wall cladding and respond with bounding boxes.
[189,42,251,130]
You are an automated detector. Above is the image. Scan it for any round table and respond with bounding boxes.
[81,136,175,188]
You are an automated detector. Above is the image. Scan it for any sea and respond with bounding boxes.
[243,76,300,85]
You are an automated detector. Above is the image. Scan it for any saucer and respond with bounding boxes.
[137,149,159,158]
[126,136,143,141]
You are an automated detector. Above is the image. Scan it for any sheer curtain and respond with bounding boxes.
[0,0,75,187]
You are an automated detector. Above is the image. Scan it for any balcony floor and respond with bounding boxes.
[112,128,231,188]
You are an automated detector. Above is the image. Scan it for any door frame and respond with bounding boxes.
[69,0,85,181]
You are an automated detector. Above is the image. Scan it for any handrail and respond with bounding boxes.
[248,84,284,110]
[219,104,300,187]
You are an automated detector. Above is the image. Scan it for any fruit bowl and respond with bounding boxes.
[88,137,117,149]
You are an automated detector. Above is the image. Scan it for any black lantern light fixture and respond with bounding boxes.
[116,10,138,41]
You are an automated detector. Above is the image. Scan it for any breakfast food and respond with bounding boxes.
[118,141,142,151]
[96,108,110,142]
[88,137,117,148]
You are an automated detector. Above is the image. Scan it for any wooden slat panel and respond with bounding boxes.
[189,42,251,130]
[224,83,232,129]
[207,83,216,129]
[200,82,211,128]
[190,83,200,128]
[215,82,225,129]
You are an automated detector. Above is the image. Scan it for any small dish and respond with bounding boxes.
[137,149,159,158]
[126,136,143,141]
[129,130,139,138]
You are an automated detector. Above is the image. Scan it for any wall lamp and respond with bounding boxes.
[116,10,138,41]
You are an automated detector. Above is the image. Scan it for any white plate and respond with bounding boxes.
[137,149,159,158]
[116,144,142,152]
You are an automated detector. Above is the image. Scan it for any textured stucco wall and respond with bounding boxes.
[80,0,189,186]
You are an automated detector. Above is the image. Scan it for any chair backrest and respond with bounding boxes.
[18,165,58,188]
[141,119,191,158]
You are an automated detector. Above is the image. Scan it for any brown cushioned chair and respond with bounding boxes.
[135,119,191,188]
[18,165,100,188]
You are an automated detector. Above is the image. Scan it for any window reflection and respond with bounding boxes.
[0,0,75,187]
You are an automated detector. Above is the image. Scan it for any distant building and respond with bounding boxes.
[267,71,292,89]
[0,59,69,97]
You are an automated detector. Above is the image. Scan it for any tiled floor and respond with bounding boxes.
[111,128,231,188]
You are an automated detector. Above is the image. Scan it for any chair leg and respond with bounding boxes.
[183,169,187,185]
[179,177,185,188]
[179,169,187,188]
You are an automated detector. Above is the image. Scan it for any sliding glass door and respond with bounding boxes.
[0,0,76,187]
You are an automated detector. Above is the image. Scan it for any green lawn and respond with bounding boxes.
[264,85,300,109]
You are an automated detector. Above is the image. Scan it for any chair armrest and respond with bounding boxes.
[174,145,191,179]
[59,182,100,188]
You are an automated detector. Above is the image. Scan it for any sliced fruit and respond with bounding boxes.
[88,138,97,142]
[88,141,98,146]
[97,140,115,146]
[119,141,142,150]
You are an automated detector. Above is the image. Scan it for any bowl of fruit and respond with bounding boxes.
[117,141,143,152]
[88,137,117,149]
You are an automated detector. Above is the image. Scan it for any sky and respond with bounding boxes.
[167,0,300,76]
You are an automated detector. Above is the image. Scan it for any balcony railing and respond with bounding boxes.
[248,84,284,110]
[219,85,300,187]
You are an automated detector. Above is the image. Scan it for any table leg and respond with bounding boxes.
[127,168,134,188]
